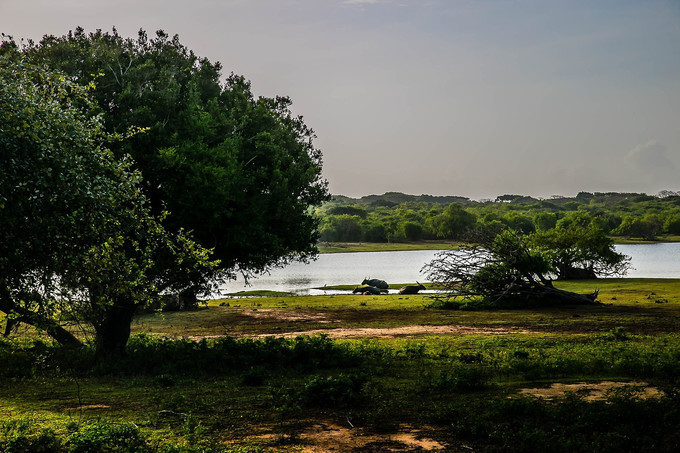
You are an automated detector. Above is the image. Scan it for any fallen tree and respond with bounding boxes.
[423,230,601,307]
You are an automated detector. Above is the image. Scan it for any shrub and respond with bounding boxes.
[67,422,149,453]
[301,373,370,407]
[426,366,491,392]
[0,419,61,453]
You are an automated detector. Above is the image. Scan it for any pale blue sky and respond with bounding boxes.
[2,0,679,199]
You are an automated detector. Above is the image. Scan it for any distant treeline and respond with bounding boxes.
[316,191,680,242]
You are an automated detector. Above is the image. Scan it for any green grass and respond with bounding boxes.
[2,278,680,451]
[317,240,462,253]
[221,290,295,297]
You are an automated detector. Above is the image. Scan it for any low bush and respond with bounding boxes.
[434,393,680,453]
[0,419,61,453]
[301,373,371,407]
[68,422,149,453]
[424,366,491,392]
[0,334,367,378]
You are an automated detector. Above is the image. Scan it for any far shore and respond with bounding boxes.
[318,235,680,254]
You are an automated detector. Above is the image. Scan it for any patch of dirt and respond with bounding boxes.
[256,324,531,339]
[518,381,664,401]
[259,423,447,452]
[64,404,110,410]
[241,308,338,324]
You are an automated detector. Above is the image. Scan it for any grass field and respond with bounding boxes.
[2,279,680,452]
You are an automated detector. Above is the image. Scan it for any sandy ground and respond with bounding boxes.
[255,324,531,339]
[243,308,337,323]
[248,423,449,452]
[299,424,446,452]
[518,381,664,401]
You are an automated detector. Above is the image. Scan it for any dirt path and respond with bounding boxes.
[187,324,531,341]
[254,324,531,339]
[518,381,664,401]
[242,308,337,323]
[248,423,448,452]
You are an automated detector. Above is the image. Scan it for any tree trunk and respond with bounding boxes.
[3,317,16,337]
[94,301,138,358]
[0,285,83,349]
[529,284,599,305]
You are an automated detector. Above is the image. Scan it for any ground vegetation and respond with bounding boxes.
[1,279,679,452]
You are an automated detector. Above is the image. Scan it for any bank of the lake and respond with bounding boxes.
[317,236,680,254]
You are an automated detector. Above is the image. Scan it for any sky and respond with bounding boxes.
[2,0,679,200]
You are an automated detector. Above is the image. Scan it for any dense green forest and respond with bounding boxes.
[316,191,680,242]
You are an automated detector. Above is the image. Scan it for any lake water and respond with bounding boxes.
[216,243,679,296]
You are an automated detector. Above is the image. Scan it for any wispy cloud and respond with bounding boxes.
[625,140,676,170]
[342,0,390,5]
[624,140,678,186]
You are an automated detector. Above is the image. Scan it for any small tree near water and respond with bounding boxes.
[423,230,601,307]
[529,224,630,280]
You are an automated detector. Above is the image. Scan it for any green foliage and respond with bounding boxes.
[663,212,680,235]
[614,214,664,240]
[319,215,362,242]
[327,205,367,218]
[435,393,680,453]
[0,52,217,356]
[0,419,61,453]
[317,191,680,245]
[428,203,477,239]
[93,334,363,376]
[533,212,558,231]
[23,27,329,273]
[502,211,535,233]
[530,220,630,279]
[68,422,149,453]
[424,366,491,392]
[300,373,370,407]
[425,230,601,306]
[401,221,424,241]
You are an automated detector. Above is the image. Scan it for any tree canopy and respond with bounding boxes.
[316,190,680,244]
[530,223,630,280]
[23,27,329,275]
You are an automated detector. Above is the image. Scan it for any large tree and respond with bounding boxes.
[24,27,330,276]
[0,51,217,356]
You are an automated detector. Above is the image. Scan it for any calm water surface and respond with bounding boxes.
[217,243,679,296]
